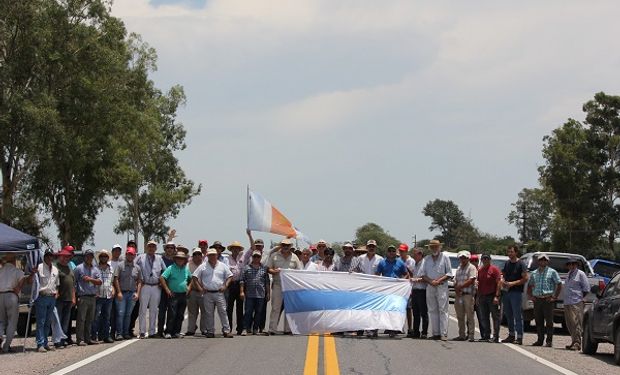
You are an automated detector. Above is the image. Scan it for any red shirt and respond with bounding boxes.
[477,264,501,296]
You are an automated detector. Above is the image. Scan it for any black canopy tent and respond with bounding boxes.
[0,222,41,270]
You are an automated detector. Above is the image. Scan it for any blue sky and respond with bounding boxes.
[84,0,620,250]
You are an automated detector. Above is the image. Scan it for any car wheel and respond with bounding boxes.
[614,327,620,365]
[582,318,598,355]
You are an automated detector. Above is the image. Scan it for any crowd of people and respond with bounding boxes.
[0,235,590,354]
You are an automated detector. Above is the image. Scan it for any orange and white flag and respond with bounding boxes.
[247,189,311,243]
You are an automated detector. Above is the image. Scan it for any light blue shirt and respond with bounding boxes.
[564,268,589,305]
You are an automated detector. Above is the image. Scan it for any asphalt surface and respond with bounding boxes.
[3,304,617,375]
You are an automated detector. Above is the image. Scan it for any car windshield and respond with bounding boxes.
[527,256,586,273]
[592,261,620,279]
[491,259,507,269]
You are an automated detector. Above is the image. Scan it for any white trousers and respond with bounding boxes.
[269,282,290,333]
[139,285,161,335]
[426,284,449,337]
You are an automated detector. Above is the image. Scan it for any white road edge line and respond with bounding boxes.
[48,339,139,375]
[448,315,578,375]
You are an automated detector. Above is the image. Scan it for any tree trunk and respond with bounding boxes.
[608,232,615,253]
[133,188,141,252]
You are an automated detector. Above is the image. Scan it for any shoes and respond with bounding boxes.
[492,337,500,343]
[87,340,99,345]
[502,335,515,344]
[164,334,172,339]
[103,338,114,343]
[223,332,234,338]
[185,332,195,336]
[259,331,269,336]
[388,332,396,338]
[123,335,132,340]
[252,330,257,335]
[65,338,75,346]
[241,330,247,336]
[204,333,215,338]
[77,342,88,347]
[429,335,441,340]
[440,336,448,341]
[515,338,522,345]
[452,336,466,341]
[477,338,489,342]
[54,343,65,349]
[268,331,278,336]
[115,335,124,341]
[37,346,47,353]
[172,334,182,339]
[531,341,543,346]
[545,342,552,348]
[283,331,293,335]
[139,334,146,339]
[45,345,56,351]
[420,334,427,339]
[468,338,475,342]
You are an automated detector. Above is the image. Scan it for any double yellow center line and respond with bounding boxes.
[304,334,340,375]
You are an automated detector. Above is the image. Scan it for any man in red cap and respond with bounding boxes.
[198,240,209,257]
[113,247,141,340]
[55,248,76,347]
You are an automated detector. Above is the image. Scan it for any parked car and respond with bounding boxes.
[445,252,459,300]
[590,259,620,284]
[582,271,620,365]
[491,254,509,271]
[520,252,606,329]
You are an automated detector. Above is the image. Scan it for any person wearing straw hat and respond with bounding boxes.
[266,238,302,335]
[92,250,115,343]
[185,248,206,336]
[226,241,246,335]
[421,240,452,341]
[160,251,192,339]
[333,242,361,273]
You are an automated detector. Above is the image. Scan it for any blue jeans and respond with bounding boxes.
[92,298,113,340]
[243,297,265,332]
[502,290,523,338]
[116,292,136,336]
[35,295,56,347]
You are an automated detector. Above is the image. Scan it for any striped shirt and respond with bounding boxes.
[96,264,115,299]
[455,263,477,295]
[529,267,561,297]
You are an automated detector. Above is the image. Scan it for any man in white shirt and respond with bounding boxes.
[0,254,29,352]
[192,248,233,338]
[421,240,453,341]
[135,241,166,338]
[186,249,206,336]
[300,248,318,271]
[35,249,60,352]
[359,240,383,338]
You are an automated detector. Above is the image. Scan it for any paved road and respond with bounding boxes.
[4,305,616,375]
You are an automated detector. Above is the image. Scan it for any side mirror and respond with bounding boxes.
[590,284,601,297]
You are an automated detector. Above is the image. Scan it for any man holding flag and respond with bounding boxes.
[266,239,302,335]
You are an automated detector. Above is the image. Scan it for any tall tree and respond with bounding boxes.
[540,92,620,253]
[422,199,469,248]
[354,222,401,256]
[507,187,554,243]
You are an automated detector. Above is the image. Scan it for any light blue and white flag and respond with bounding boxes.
[281,269,412,335]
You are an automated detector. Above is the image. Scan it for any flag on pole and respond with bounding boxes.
[247,189,311,243]
[280,269,412,335]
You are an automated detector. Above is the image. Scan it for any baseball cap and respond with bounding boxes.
[281,238,293,246]
[84,249,95,256]
[254,239,264,245]
[537,253,550,261]
[147,240,158,246]
[398,243,409,252]
[367,240,377,246]
[252,250,262,257]
[342,242,354,249]
[126,247,136,255]
[165,241,176,248]
[192,248,202,255]
[198,239,208,246]
[457,250,471,259]
[565,256,579,264]
[112,244,122,251]
[481,254,491,260]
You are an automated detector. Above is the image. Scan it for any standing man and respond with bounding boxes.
[226,241,245,336]
[245,231,269,332]
[136,241,166,339]
[198,240,209,257]
[376,245,409,338]
[114,247,141,340]
[240,250,270,336]
[35,249,60,352]
[453,250,477,342]
[127,240,140,338]
[563,257,590,351]
[55,248,76,347]
[267,238,302,335]
[359,240,383,276]
[410,248,428,339]
[209,241,229,266]
[477,254,502,342]
[300,248,319,271]
[92,250,115,343]
[317,248,336,271]
[501,245,528,345]
[160,252,192,339]
[310,240,328,263]
[0,254,30,353]
[185,248,206,336]
[527,253,562,347]
[157,241,176,337]
[333,242,361,272]
[109,244,122,340]
[74,250,102,346]
[421,240,452,341]
[192,248,234,338]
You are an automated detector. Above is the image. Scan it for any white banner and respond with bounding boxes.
[280,269,412,335]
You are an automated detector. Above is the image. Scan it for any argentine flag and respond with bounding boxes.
[281,269,412,335]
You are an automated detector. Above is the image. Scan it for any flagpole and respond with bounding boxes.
[246,184,250,230]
